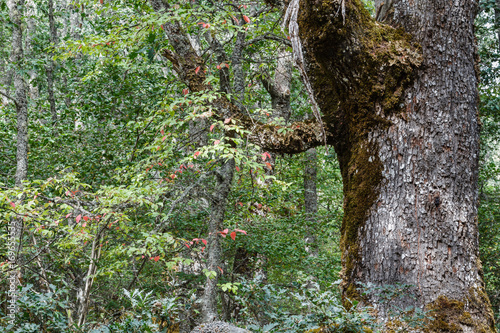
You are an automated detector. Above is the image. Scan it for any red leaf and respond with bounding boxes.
[82,222,87,228]
[238,202,243,207]
[217,266,224,274]
[160,25,164,30]
[83,216,89,221]
[265,162,272,170]
[161,129,164,135]
[214,140,220,145]
[182,88,189,95]
[202,239,207,246]
[194,151,200,159]
[185,243,190,248]
[195,66,201,74]
[66,213,71,218]
[236,166,240,172]
[9,202,15,208]
[235,229,247,235]
[230,231,236,240]
[100,0,103,4]
[257,203,262,209]
[243,15,250,23]
[224,118,231,124]
[225,63,230,69]
[262,153,268,161]
[162,136,166,142]
[76,215,82,223]
[154,256,160,262]
[205,24,211,28]
[220,228,229,237]
[217,65,221,70]
[210,124,215,132]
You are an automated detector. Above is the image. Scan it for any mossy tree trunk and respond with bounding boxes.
[296,0,495,330]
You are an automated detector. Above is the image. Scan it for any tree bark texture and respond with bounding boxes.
[47,0,58,124]
[8,0,29,188]
[25,0,39,102]
[202,159,235,322]
[7,0,28,319]
[296,0,495,330]
[304,147,318,258]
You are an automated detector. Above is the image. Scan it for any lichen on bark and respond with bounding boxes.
[296,0,421,302]
[425,288,495,333]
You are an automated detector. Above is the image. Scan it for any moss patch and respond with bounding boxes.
[296,0,422,304]
[425,290,496,333]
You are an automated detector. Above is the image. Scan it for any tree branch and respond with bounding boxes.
[0,90,19,107]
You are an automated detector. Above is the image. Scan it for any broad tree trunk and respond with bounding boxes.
[295,0,495,329]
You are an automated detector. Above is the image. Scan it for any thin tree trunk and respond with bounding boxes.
[304,147,318,258]
[25,0,39,102]
[7,0,28,321]
[76,235,102,327]
[8,0,28,187]
[47,0,58,124]
[496,0,500,53]
[202,159,235,322]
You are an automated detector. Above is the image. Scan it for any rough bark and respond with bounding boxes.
[47,0,58,124]
[25,0,39,101]
[304,147,318,258]
[8,0,29,188]
[296,0,495,330]
[7,0,28,320]
[261,48,293,123]
[202,159,235,322]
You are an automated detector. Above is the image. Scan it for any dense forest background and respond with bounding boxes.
[0,0,499,332]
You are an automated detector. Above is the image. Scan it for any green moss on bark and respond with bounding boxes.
[425,289,496,333]
[297,0,421,303]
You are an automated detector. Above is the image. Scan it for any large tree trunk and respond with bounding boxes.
[295,0,495,330]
